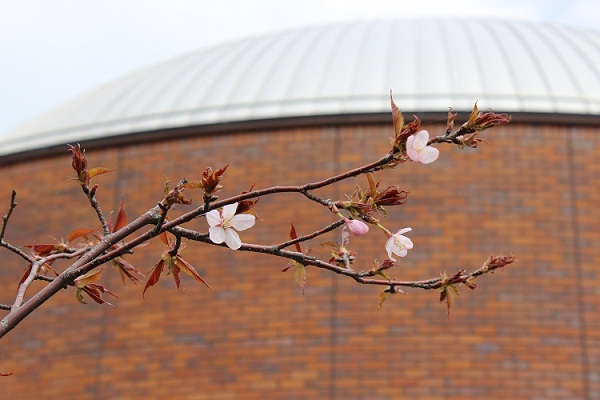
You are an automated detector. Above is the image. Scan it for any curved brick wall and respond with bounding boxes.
[1,121,598,399]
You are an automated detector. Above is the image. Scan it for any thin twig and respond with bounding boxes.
[0,189,17,240]
[273,220,345,251]
[169,233,182,257]
[172,224,515,290]
[81,184,110,236]
[34,275,55,283]
[0,190,34,263]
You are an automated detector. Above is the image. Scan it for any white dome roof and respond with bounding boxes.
[3,17,600,157]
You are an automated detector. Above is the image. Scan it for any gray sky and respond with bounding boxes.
[1,0,599,136]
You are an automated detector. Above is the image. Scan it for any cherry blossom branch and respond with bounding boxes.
[428,105,511,147]
[65,105,510,286]
[354,255,515,288]
[1,101,515,340]
[173,224,515,289]
[155,154,395,237]
[1,158,380,336]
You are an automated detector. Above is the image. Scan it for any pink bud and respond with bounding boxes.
[345,219,369,236]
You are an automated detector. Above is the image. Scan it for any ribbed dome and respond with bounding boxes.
[3,17,600,157]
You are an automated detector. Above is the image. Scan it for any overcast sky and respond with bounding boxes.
[1,0,599,137]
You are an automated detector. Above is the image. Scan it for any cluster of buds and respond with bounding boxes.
[197,164,228,201]
[161,164,230,208]
[456,103,511,148]
[68,144,112,190]
[322,226,357,269]
[161,177,192,208]
[481,254,516,272]
[339,173,408,223]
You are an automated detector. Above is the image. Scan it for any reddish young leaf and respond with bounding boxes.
[201,164,229,195]
[143,259,165,297]
[25,241,69,257]
[74,268,117,307]
[182,181,203,189]
[67,228,97,244]
[236,184,259,216]
[175,254,212,290]
[18,262,59,286]
[74,267,104,287]
[366,173,378,198]
[171,262,182,289]
[18,265,32,286]
[1,372,14,377]
[113,199,128,233]
[289,223,302,252]
[88,167,113,180]
[145,232,211,295]
[78,284,118,307]
[390,91,405,138]
[158,230,170,246]
[174,255,211,289]
[25,244,56,255]
[113,257,145,285]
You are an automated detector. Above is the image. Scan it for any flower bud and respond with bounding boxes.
[345,218,369,236]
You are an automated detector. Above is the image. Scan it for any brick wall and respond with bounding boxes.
[0,122,598,399]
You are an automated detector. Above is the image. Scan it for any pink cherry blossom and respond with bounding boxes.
[345,218,369,236]
[206,202,255,250]
[406,130,439,164]
[385,227,414,261]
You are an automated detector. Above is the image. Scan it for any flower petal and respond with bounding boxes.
[419,146,439,164]
[346,219,369,236]
[206,210,222,227]
[413,130,430,147]
[399,236,414,250]
[221,203,238,220]
[224,229,242,250]
[406,145,421,162]
[395,246,408,257]
[230,214,255,231]
[385,237,397,261]
[397,227,412,235]
[209,226,225,244]
[406,134,415,149]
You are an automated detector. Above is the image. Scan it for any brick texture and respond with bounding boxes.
[0,122,598,399]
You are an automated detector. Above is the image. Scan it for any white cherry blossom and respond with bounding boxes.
[406,130,439,164]
[206,202,255,250]
[385,227,414,261]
